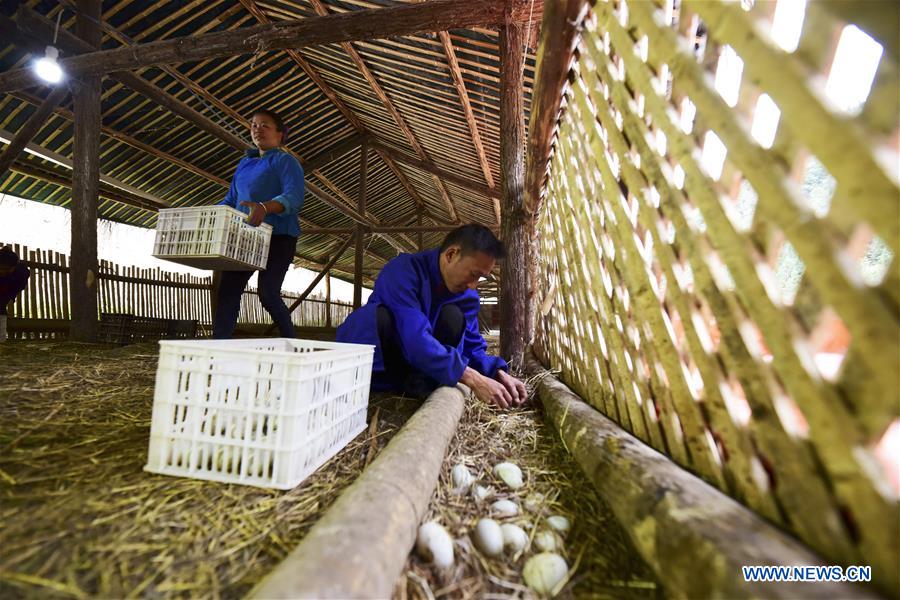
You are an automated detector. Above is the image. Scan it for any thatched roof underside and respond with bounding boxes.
[0,0,538,294]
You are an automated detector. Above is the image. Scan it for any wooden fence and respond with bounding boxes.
[531,0,897,593]
[3,242,352,338]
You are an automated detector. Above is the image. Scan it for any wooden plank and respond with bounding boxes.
[0,1,513,91]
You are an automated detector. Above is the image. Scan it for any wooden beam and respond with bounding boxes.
[0,1,514,92]
[304,134,365,172]
[237,0,365,132]
[114,71,248,150]
[301,224,470,235]
[439,30,499,225]
[432,175,460,223]
[524,0,590,215]
[527,355,874,600]
[25,7,428,256]
[312,171,416,253]
[369,141,498,199]
[354,140,368,309]
[0,86,68,178]
[307,0,464,223]
[21,13,408,248]
[417,206,424,251]
[16,9,250,151]
[499,11,532,370]
[374,147,424,208]
[0,127,169,207]
[7,160,161,212]
[69,0,102,343]
[305,180,367,226]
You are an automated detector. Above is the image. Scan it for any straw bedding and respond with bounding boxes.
[396,376,662,599]
[0,341,418,599]
[1,341,659,599]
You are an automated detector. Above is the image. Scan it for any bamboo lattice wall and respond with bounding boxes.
[532,0,898,590]
[4,242,352,337]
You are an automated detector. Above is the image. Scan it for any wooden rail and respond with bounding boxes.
[3,242,352,339]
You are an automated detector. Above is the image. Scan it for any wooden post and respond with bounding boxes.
[210,271,222,331]
[417,205,424,251]
[353,140,368,309]
[69,0,102,343]
[325,267,332,328]
[499,12,533,371]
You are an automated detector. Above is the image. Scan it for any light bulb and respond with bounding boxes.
[34,45,63,84]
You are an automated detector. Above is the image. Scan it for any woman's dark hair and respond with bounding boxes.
[0,246,19,268]
[440,224,505,259]
[252,109,289,145]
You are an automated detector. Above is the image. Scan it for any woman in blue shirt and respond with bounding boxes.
[213,109,305,338]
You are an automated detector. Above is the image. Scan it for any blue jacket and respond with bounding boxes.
[336,248,507,389]
[219,148,305,237]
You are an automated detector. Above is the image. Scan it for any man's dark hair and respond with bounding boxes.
[0,246,19,268]
[252,109,289,144]
[439,224,505,259]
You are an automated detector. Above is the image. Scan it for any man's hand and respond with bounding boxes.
[240,201,267,226]
[496,370,527,406]
[461,367,512,409]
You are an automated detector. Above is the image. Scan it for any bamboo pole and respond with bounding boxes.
[526,353,876,600]
[249,385,466,599]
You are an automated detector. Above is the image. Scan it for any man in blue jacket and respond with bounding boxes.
[336,224,527,409]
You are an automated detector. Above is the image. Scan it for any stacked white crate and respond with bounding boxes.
[145,338,375,489]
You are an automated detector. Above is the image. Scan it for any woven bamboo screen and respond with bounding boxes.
[532,0,898,588]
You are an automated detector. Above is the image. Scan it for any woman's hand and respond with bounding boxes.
[240,201,267,226]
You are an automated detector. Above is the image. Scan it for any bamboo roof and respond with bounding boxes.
[0,0,540,290]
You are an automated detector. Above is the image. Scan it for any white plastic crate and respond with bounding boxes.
[152,205,273,270]
[145,338,375,489]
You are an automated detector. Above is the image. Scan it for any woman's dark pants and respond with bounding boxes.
[213,234,297,339]
[376,304,464,399]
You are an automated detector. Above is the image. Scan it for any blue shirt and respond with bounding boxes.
[336,248,508,389]
[218,148,305,237]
